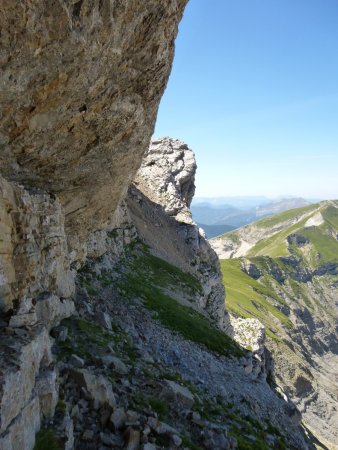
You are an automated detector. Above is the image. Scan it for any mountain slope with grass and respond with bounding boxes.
[211,201,338,448]
[35,138,314,450]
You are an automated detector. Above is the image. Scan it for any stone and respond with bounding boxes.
[82,429,94,441]
[125,138,226,324]
[68,370,116,409]
[161,380,194,409]
[35,370,58,419]
[124,427,141,450]
[241,260,262,280]
[0,4,190,443]
[69,354,85,368]
[51,325,68,342]
[172,435,182,446]
[143,444,157,450]
[224,315,265,356]
[0,397,40,450]
[0,1,188,247]
[135,138,196,219]
[96,312,112,331]
[63,414,75,450]
[71,405,80,418]
[100,432,121,447]
[147,417,178,436]
[101,355,129,375]
[0,176,75,313]
[110,407,127,430]
[0,329,52,434]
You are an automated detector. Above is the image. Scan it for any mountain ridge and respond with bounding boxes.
[210,200,338,448]
[192,197,311,238]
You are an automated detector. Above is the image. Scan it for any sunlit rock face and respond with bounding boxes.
[128,137,227,324]
[0,0,188,246]
[0,3,188,448]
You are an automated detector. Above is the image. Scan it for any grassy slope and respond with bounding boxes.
[255,203,317,229]
[220,201,338,340]
[220,259,292,340]
[247,202,338,266]
[115,243,244,357]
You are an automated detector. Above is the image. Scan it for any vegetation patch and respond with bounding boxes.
[255,203,317,229]
[220,259,292,339]
[55,317,137,365]
[34,429,62,450]
[148,397,168,420]
[118,244,244,357]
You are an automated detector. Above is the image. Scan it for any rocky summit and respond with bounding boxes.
[0,2,336,450]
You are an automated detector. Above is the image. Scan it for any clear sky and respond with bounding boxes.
[154,0,338,199]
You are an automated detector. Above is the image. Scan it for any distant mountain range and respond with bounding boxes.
[192,197,313,238]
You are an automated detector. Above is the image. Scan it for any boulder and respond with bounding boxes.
[68,370,116,409]
[160,380,194,409]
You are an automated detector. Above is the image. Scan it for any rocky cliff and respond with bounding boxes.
[0,0,187,250]
[0,2,187,448]
[0,2,327,449]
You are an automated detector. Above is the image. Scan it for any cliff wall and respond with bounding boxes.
[0,3,187,448]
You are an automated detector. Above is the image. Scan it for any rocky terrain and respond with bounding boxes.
[29,137,314,450]
[211,202,338,448]
[1,131,318,449]
[0,2,334,449]
[0,0,187,249]
[0,1,188,447]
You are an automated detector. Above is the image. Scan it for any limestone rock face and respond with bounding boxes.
[126,137,227,324]
[0,0,188,243]
[0,175,75,312]
[0,3,188,447]
[134,137,196,221]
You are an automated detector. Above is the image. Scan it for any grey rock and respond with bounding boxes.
[0,0,188,248]
[82,429,94,441]
[100,432,123,447]
[143,444,157,450]
[172,434,182,446]
[51,325,68,342]
[110,407,127,430]
[147,417,178,435]
[101,355,129,375]
[68,369,116,408]
[161,380,194,409]
[70,354,85,368]
[96,312,112,331]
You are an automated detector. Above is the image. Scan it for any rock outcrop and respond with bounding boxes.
[0,0,187,248]
[134,137,196,221]
[0,3,188,448]
[129,138,227,324]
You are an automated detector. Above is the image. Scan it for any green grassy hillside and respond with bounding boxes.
[216,200,338,268]
[219,200,338,341]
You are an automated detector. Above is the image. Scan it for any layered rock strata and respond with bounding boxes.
[0,0,187,246]
[0,2,187,448]
[130,138,227,325]
[0,178,75,449]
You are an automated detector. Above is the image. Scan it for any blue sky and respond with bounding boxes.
[154,0,338,199]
